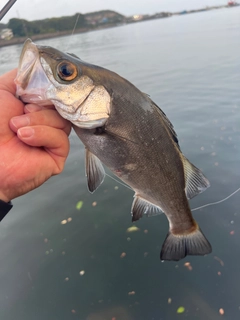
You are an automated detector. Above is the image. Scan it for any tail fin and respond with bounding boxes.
[160,225,212,261]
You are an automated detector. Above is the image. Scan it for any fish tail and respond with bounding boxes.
[160,222,212,261]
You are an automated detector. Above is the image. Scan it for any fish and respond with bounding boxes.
[15,39,212,261]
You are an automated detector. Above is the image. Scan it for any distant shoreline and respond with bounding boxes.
[0,23,125,48]
[0,4,239,48]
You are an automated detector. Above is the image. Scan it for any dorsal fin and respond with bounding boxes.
[151,99,180,148]
[181,155,210,199]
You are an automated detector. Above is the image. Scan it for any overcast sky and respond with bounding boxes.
[1,0,228,23]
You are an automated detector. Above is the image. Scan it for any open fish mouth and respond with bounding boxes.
[15,39,53,106]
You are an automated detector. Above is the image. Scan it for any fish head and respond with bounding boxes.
[15,39,111,128]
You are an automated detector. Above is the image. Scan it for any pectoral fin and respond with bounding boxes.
[85,149,105,193]
[182,155,210,199]
[131,195,164,222]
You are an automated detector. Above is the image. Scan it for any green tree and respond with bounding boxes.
[8,18,27,36]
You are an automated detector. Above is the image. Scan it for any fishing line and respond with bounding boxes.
[106,172,240,211]
[66,13,81,51]
[71,13,80,36]
[105,173,133,190]
[192,187,240,211]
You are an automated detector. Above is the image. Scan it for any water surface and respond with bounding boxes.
[0,7,240,320]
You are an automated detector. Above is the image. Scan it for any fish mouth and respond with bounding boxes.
[15,39,52,105]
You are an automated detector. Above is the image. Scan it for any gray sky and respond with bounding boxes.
[1,0,228,23]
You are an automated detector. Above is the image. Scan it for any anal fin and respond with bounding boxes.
[85,149,105,193]
[131,195,163,222]
[160,223,212,261]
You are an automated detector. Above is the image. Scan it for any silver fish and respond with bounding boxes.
[15,39,212,261]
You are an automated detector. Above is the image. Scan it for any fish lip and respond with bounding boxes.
[15,39,53,105]
[15,39,39,90]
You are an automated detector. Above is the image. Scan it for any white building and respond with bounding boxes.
[0,29,13,40]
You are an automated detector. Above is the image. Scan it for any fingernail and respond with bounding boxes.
[25,104,42,113]
[18,127,34,138]
[11,115,30,128]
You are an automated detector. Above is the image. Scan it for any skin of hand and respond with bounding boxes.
[0,69,72,203]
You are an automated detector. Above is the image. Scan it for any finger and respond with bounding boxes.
[17,125,70,173]
[0,69,17,94]
[24,104,43,113]
[10,109,72,136]
[24,104,55,113]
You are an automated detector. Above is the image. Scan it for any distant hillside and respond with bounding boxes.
[5,10,125,37]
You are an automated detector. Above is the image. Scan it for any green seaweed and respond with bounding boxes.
[76,201,83,210]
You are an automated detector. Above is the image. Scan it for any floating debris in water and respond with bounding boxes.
[76,200,83,210]
[65,277,69,281]
[214,256,224,266]
[61,218,72,224]
[45,251,49,255]
[44,238,48,243]
[128,291,136,296]
[126,226,140,233]
[114,186,119,190]
[92,201,97,207]
[127,237,131,241]
[71,309,76,314]
[176,306,185,314]
[120,252,126,258]
[62,251,66,255]
[143,229,148,234]
[219,308,224,315]
[143,252,148,258]
[184,262,193,271]
[168,298,172,304]
[217,271,221,276]
[230,230,235,235]
[79,270,85,276]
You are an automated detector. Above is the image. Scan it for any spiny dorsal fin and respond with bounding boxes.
[152,101,179,147]
[181,155,210,199]
[131,195,163,222]
[85,149,105,193]
[67,52,81,59]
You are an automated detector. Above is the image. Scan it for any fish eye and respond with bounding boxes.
[57,61,78,81]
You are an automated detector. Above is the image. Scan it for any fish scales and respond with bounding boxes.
[73,70,188,218]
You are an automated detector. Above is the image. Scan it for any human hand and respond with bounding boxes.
[0,69,72,202]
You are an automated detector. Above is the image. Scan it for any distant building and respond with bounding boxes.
[85,10,124,26]
[0,28,13,40]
